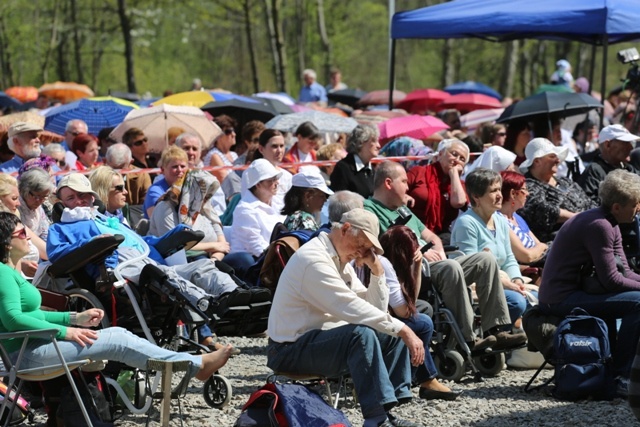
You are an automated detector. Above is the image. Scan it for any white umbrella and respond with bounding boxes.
[109,104,222,153]
[265,111,358,134]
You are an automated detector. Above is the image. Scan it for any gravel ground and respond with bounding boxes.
[25,335,637,427]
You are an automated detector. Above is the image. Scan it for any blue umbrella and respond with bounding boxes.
[0,92,22,109]
[44,98,137,135]
[444,81,502,101]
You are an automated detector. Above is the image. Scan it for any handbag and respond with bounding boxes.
[579,255,626,295]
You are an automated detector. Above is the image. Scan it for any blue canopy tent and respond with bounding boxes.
[388,0,640,113]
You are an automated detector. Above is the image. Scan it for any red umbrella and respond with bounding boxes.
[358,90,406,107]
[378,115,449,141]
[397,88,450,113]
[5,86,38,103]
[437,93,502,113]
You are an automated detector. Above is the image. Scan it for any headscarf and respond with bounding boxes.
[177,169,221,227]
[463,146,517,179]
[18,155,57,177]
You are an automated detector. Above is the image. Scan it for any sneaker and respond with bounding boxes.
[616,376,629,398]
[491,331,527,350]
[469,335,497,352]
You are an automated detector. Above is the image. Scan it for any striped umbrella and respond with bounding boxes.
[44,98,138,136]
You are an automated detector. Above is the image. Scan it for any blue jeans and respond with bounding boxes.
[11,327,202,379]
[540,290,640,377]
[504,289,537,326]
[398,313,437,383]
[267,324,412,419]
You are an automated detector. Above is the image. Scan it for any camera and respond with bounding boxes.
[618,48,640,93]
[394,206,413,226]
[617,48,640,64]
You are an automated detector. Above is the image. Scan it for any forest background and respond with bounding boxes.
[0,0,637,100]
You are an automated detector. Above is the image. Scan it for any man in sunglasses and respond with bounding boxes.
[122,127,158,181]
[0,122,43,173]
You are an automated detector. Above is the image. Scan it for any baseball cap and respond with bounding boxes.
[292,170,333,195]
[519,138,568,173]
[598,124,640,144]
[8,122,43,138]
[56,173,98,199]
[340,208,383,255]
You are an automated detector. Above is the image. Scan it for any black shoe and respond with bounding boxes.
[387,413,423,427]
[212,288,252,316]
[249,287,272,303]
[492,331,527,350]
[419,387,462,401]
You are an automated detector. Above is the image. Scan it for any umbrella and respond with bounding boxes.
[265,111,358,133]
[460,108,505,129]
[396,89,450,113]
[444,81,502,100]
[109,104,222,153]
[201,99,279,124]
[438,93,503,113]
[253,92,296,105]
[0,111,45,132]
[327,88,368,108]
[496,92,603,123]
[378,115,449,141]
[38,82,94,104]
[44,98,138,136]
[154,91,259,108]
[5,86,38,103]
[0,92,22,109]
[358,90,407,107]
[251,97,294,115]
[535,84,574,94]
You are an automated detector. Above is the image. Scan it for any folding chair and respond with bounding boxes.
[145,359,194,427]
[267,372,356,409]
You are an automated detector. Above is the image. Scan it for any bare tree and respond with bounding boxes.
[441,38,455,88]
[0,17,15,87]
[316,0,332,83]
[69,0,84,83]
[41,0,62,84]
[117,0,136,93]
[242,0,260,93]
[499,40,519,99]
[264,0,288,93]
[295,0,305,81]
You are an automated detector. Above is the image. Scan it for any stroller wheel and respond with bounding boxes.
[203,374,232,408]
[64,288,110,329]
[472,352,505,377]
[434,349,465,382]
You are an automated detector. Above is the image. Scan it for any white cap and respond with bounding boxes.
[292,170,333,195]
[519,138,568,173]
[598,124,640,144]
[242,158,282,190]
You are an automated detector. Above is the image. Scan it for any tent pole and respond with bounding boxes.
[599,37,608,129]
[588,44,596,95]
[388,0,396,111]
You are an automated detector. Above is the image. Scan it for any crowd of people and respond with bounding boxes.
[2,65,640,426]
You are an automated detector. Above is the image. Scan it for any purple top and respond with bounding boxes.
[539,207,640,305]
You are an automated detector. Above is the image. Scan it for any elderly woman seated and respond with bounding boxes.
[330,124,380,199]
[518,138,596,242]
[17,167,54,241]
[281,170,333,232]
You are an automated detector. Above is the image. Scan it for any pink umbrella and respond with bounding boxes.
[397,88,450,113]
[437,93,502,113]
[378,115,449,141]
[358,90,407,107]
[460,108,505,130]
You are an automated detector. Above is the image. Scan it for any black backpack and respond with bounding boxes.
[58,371,117,427]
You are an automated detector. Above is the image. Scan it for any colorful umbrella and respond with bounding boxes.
[4,86,38,103]
[396,89,450,114]
[378,115,449,141]
[358,90,407,107]
[154,91,259,108]
[460,108,505,130]
[44,98,138,136]
[265,111,358,133]
[496,92,603,123]
[444,81,502,100]
[438,93,503,113]
[109,104,222,153]
[38,82,94,104]
[0,111,45,132]
[0,92,22,109]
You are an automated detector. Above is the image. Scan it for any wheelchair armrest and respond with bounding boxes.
[154,229,205,258]
[443,245,459,252]
[48,235,125,278]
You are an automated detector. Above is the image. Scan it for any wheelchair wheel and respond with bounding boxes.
[434,349,466,382]
[472,352,505,377]
[64,288,110,329]
[203,374,232,408]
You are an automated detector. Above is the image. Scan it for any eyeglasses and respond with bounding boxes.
[111,184,125,193]
[223,128,236,136]
[28,191,49,201]
[11,228,27,240]
[132,137,148,146]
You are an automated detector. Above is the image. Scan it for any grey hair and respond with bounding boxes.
[105,143,132,169]
[373,160,404,189]
[328,190,364,222]
[346,124,379,155]
[465,168,502,207]
[302,69,317,79]
[599,169,640,210]
[437,138,470,163]
[65,119,87,133]
[18,167,54,199]
[42,143,65,157]
[175,133,202,149]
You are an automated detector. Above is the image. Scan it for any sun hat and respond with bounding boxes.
[339,208,383,255]
[242,158,282,191]
[292,170,334,195]
[8,122,43,138]
[519,138,568,173]
[56,173,98,199]
[598,124,640,144]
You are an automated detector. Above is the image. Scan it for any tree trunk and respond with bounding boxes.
[271,0,288,93]
[295,0,305,83]
[242,0,260,93]
[531,40,546,91]
[0,17,15,87]
[263,0,282,91]
[41,0,61,84]
[499,40,519,99]
[69,0,84,83]
[441,38,455,88]
[117,0,136,93]
[316,0,332,83]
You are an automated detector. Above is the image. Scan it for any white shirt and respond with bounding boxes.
[272,167,292,214]
[230,190,285,257]
[267,233,405,343]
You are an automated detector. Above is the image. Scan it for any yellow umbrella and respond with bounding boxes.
[38,81,95,104]
[89,96,140,110]
[153,91,217,108]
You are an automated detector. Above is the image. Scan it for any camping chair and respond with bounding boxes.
[266,372,356,409]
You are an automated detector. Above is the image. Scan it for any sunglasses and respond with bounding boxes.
[112,184,125,192]
[11,228,27,240]
[132,137,148,146]
[223,128,236,136]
